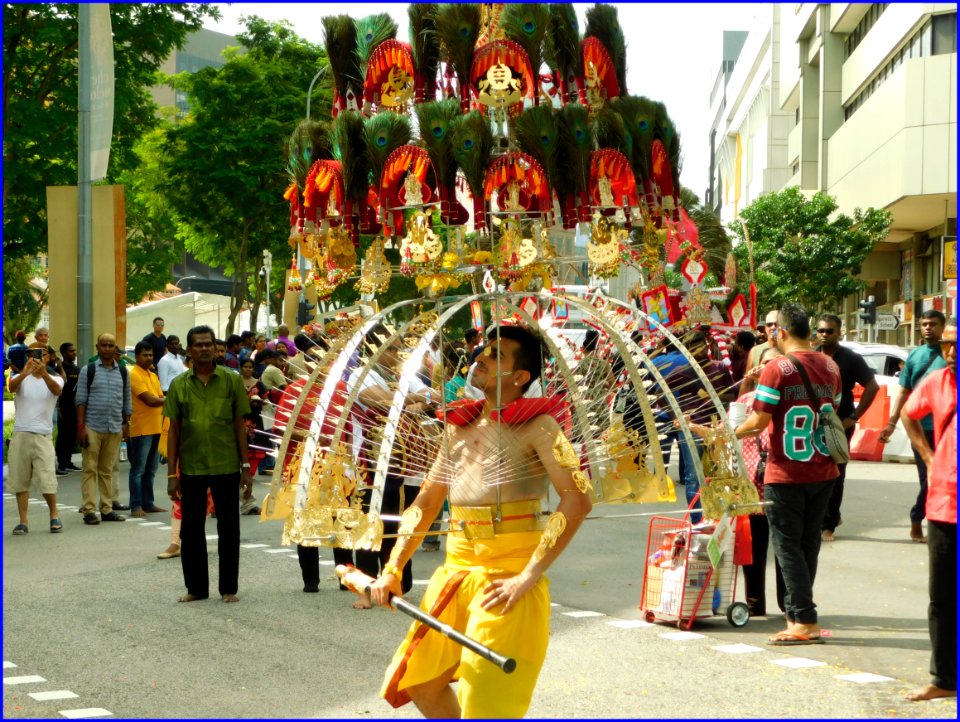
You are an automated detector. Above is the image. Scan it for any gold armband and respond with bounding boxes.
[397,506,423,537]
[381,562,403,579]
[532,511,567,564]
[552,430,579,468]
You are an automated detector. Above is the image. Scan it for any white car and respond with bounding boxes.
[840,341,913,462]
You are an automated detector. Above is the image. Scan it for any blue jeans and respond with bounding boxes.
[678,435,704,523]
[765,479,836,625]
[127,433,160,510]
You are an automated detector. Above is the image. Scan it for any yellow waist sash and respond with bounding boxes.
[449,499,545,540]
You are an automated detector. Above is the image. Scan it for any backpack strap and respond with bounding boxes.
[785,353,823,429]
[86,361,129,402]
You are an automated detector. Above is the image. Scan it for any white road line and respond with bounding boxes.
[549,602,560,607]
[263,548,294,554]
[3,661,16,669]
[4,675,47,685]
[59,708,113,718]
[606,620,653,629]
[771,657,826,669]
[159,525,172,530]
[138,522,164,527]
[836,672,895,684]
[319,560,334,566]
[659,631,706,641]
[712,643,764,654]
[241,543,269,549]
[412,579,429,586]
[30,691,80,701]
[562,610,605,619]
[205,534,218,540]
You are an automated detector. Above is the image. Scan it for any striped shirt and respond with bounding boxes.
[75,359,133,434]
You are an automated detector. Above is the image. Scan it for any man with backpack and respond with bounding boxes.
[75,333,132,525]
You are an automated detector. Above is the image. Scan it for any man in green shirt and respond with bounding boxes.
[880,310,947,543]
[164,325,252,603]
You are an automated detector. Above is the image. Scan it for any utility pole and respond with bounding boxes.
[77,5,93,362]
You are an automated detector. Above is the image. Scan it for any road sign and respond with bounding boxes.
[947,279,957,299]
[875,313,900,331]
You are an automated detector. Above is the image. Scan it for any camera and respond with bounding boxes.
[29,348,44,360]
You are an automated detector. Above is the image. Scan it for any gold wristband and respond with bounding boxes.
[381,562,402,579]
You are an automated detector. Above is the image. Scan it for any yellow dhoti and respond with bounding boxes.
[381,503,550,719]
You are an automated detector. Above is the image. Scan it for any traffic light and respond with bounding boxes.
[296,299,315,327]
[858,296,876,325]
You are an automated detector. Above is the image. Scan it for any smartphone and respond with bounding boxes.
[29,348,43,360]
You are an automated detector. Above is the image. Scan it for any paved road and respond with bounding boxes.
[3,456,956,718]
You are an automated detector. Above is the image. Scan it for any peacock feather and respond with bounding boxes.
[322,15,362,102]
[414,98,462,189]
[364,113,412,192]
[544,4,582,85]
[333,110,370,203]
[511,105,561,196]
[593,103,632,160]
[501,4,550,78]
[584,4,627,96]
[608,95,656,180]
[432,4,482,90]
[354,13,398,77]
[450,110,493,200]
[286,120,333,192]
[409,4,440,97]
[557,105,592,196]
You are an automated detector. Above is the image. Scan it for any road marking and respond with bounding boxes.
[4,675,47,685]
[241,543,269,549]
[607,620,653,629]
[205,534,218,540]
[319,560,334,566]
[159,525,172,530]
[59,708,113,718]
[771,657,826,669]
[30,691,79,701]
[3,661,16,669]
[263,548,294,554]
[659,631,706,641]
[712,643,764,654]
[138,522,164,527]
[550,603,560,607]
[836,672,895,684]
[412,580,429,586]
[562,610,604,619]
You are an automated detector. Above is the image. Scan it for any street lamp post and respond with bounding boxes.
[305,66,328,121]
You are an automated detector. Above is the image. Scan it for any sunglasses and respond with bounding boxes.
[939,340,957,349]
[816,328,837,335]
[765,322,777,327]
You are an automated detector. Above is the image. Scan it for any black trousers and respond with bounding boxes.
[56,406,78,467]
[822,427,856,532]
[742,514,769,616]
[765,479,836,625]
[297,544,354,588]
[927,520,956,690]
[180,472,240,598]
[910,430,936,524]
[355,481,414,594]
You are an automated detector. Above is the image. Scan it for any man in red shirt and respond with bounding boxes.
[901,323,956,702]
[734,303,841,645]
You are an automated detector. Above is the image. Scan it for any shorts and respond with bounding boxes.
[7,431,58,495]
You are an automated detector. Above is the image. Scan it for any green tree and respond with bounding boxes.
[729,186,892,312]
[160,17,331,335]
[2,3,219,258]
[3,257,47,343]
[118,126,182,305]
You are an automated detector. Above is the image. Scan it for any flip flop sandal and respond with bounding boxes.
[50,518,63,533]
[767,633,825,646]
[12,524,28,535]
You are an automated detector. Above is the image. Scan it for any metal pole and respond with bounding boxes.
[943,200,951,318]
[305,66,327,120]
[77,5,93,362]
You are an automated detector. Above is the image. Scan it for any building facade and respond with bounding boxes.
[710,3,957,344]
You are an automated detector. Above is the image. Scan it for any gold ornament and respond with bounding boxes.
[552,430,579,469]
[356,236,392,295]
[571,470,594,495]
[380,66,415,109]
[397,505,423,537]
[532,512,567,563]
[595,418,676,504]
[587,215,623,278]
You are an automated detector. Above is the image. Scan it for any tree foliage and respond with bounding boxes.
[2,3,219,258]
[2,257,47,343]
[729,187,892,313]
[159,17,331,335]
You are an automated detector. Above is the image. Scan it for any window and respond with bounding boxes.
[844,3,889,59]
[932,13,957,55]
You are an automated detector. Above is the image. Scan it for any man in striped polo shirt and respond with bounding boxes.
[734,303,841,646]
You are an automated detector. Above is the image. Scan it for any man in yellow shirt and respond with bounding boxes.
[128,341,167,518]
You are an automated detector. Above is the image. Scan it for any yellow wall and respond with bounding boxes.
[46,185,127,352]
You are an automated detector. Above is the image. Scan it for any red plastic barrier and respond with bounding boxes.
[850,426,884,461]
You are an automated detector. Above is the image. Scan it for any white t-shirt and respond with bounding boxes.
[157,353,187,392]
[13,373,64,434]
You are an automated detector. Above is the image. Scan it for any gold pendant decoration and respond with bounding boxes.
[587,215,623,279]
[571,470,593,495]
[399,211,443,278]
[552,430,579,469]
[532,511,567,563]
[684,285,713,326]
[477,63,522,112]
[697,428,760,519]
[356,236,392,295]
[597,174,616,208]
[379,66,415,109]
[327,225,357,278]
[401,171,424,206]
[594,418,677,505]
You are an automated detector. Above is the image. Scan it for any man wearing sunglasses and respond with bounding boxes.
[900,323,956,703]
[746,310,779,370]
[815,314,880,542]
[881,310,947,542]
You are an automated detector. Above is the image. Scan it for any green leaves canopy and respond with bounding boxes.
[729,187,892,312]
